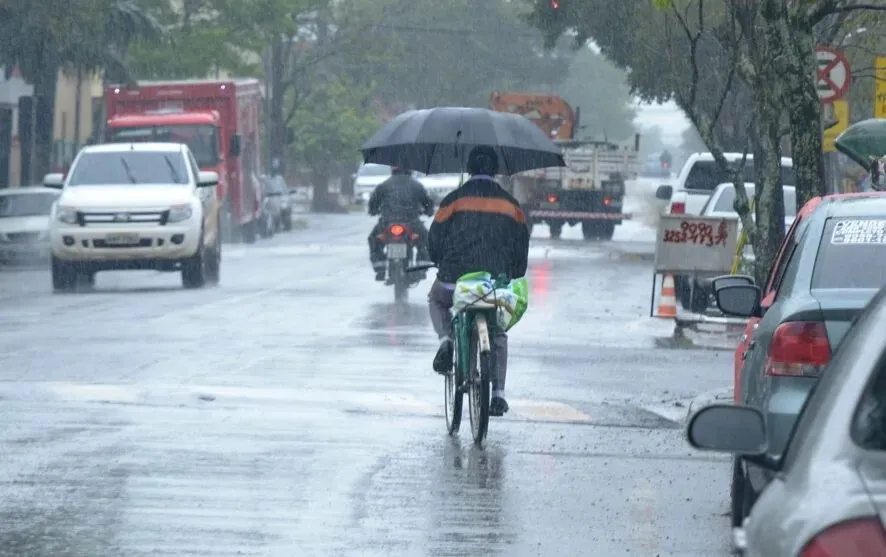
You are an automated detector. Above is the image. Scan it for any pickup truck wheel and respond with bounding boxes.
[548,222,563,239]
[181,235,207,289]
[600,222,616,240]
[205,230,221,286]
[51,256,77,292]
[581,221,599,240]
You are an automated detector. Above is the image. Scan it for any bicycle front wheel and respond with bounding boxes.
[468,313,491,446]
[445,326,463,435]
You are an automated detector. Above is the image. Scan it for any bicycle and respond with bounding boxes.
[409,264,506,446]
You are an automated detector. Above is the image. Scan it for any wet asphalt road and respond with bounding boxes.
[0,186,735,556]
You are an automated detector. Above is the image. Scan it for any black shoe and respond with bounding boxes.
[489,396,509,417]
[432,339,453,374]
[374,270,386,281]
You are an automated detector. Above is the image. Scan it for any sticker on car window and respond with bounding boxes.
[831,219,886,245]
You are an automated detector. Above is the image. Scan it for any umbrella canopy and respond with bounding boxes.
[835,118,886,168]
[360,107,566,175]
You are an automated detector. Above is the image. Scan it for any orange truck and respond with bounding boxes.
[489,91,639,240]
[104,79,264,243]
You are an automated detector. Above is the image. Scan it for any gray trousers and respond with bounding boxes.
[428,279,508,392]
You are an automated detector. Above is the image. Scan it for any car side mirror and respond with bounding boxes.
[655,185,673,200]
[687,404,767,455]
[229,134,242,157]
[709,274,755,291]
[714,283,762,318]
[197,171,219,188]
[43,173,64,189]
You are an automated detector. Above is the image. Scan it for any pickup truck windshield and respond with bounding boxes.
[685,161,796,192]
[67,151,189,186]
[107,124,219,167]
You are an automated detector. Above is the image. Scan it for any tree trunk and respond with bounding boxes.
[751,99,786,287]
[268,37,287,176]
[310,165,344,213]
[32,64,58,179]
[777,17,826,207]
[74,67,83,152]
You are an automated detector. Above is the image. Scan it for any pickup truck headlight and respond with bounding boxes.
[167,204,193,223]
[56,207,78,225]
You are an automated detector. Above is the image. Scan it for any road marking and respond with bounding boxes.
[45,381,142,403]
[630,476,660,552]
[7,382,595,424]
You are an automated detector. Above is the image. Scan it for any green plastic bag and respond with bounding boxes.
[452,272,529,331]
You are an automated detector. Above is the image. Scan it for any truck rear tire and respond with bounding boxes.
[601,222,616,240]
[581,221,599,240]
[548,222,563,239]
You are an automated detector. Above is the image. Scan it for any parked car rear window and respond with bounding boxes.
[811,218,886,290]
[684,161,795,191]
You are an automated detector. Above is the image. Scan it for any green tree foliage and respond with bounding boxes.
[368,0,569,108]
[126,0,252,79]
[0,0,160,178]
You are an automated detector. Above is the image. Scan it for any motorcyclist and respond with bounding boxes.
[427,145,530,416]
[367,166,434,280]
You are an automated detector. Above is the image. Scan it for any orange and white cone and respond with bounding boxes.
[656,274,678,318]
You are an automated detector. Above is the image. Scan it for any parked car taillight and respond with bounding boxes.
[800,517,886,557]
[765,321,831,377]
[670,201,685,214]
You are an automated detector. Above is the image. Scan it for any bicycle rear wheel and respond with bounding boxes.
[468,314,491,446]
[445,326,463,435]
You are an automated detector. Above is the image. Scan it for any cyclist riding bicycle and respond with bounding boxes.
[427,145,530,416]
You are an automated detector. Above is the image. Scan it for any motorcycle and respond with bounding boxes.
[377,222,424,302]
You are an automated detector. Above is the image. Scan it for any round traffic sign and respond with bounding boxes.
[816,46,852,104]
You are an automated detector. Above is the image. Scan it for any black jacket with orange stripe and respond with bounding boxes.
[428,177,530,283]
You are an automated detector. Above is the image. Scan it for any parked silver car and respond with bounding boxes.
[0,186,60,264]
[688,283,886,555]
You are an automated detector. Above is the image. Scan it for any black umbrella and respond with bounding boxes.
[360,107,566,175]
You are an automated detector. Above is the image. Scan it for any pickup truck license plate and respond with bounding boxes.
[105,234,140,246]
[387,243,407,259]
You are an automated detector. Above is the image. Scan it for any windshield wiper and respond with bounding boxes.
[163,155,182,183]
[120,157,137,183]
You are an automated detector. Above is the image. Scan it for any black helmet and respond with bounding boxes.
[466,146,499,176]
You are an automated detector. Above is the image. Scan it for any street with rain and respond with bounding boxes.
[3,0,886,556]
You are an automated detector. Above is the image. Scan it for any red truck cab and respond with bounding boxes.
[104,79,263,242]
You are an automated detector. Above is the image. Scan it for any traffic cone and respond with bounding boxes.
[656,274,678,318]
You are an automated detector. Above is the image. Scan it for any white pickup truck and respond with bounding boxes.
[654,152,795,311]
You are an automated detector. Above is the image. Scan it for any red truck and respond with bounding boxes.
[104,78,264,242]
